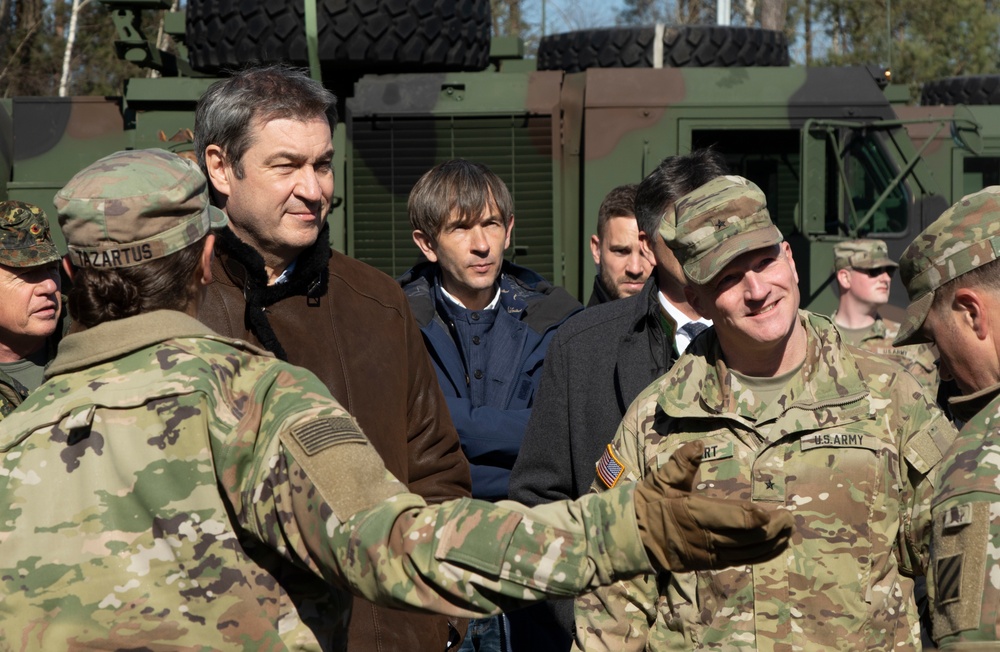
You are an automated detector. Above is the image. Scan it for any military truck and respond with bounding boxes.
[0,0,976,314]
[894,75,1000,208]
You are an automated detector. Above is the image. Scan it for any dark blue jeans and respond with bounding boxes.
[458,614,511,652]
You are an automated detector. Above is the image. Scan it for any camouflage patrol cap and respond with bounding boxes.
[833,239,898,271]
[0,201,60,268]
[658,175,783,285]
[894,186,1000,346]
[55,148,227,269]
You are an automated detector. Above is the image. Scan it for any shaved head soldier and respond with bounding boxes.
[895,186,1000,650]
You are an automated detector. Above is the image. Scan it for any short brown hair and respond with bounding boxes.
[596,184,637,239]
[408,159,513,237]
[67,236,207,328]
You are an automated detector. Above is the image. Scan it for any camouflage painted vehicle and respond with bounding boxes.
[893,75,1000,214]
[0,0,975,314]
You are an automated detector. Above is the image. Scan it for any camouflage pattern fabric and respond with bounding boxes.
[658,175,783,285]
[574,311,956,652]
[833,314,939,391]
[54,149,227,270]
[0,370,29,418]
[0,201,60,268]
[927,382,1000,651]
[832,238,897,271]
[0,311,651,651]
[896,186,1000,346]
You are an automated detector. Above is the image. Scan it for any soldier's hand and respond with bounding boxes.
[633,440,794,572]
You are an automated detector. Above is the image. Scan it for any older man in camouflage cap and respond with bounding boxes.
[0,200,63,418]
[0,150,794,650]
[831,238,939,391]
[575,175,957,651]
[895,185,1000,650]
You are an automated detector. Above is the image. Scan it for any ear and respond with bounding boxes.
[204,144,232,199]
[412,230,439,263]
[954,287,989,340]
[836,268,852,291]
[503,214,515,250]
[638,232,656,266]
[781,241,799,284]
[198,234,216,286]
[590,234,602,266]
[61,255,75,282]
[684,284,708,318]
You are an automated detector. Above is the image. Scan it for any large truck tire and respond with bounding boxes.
[186,0,492,74]
[537,25,789,73]
[921,75,1000,106]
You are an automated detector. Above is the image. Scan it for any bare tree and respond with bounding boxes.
[59,0,92,96]
[760,0,786,29]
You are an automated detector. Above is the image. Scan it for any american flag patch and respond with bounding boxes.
[290,416,366,455]
[596,444,625,489]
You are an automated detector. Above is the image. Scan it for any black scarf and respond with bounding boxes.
[216,224,331,361]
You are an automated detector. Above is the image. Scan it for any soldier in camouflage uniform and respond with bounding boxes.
[831,238,939,391]
[0,200,63,418]
[895,186,1000,650]
[0,149,794,650]
[574,175,957,651]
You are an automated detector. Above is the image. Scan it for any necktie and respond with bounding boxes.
[680,321,709,340]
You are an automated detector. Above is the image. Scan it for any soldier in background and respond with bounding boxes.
[0,148,794,651]
[0,201,63,417]
[587,183,652,306]
[193,64,473,650]
[832,238,939,391]
[894,187,1000,650]
[575,175,957,651]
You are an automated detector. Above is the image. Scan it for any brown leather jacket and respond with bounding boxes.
[198,229,471,651]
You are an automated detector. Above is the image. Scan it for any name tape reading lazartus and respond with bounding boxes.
[75,244,155,267]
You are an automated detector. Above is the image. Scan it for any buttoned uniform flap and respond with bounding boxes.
[776,393,871,441]
[0,377,201,452]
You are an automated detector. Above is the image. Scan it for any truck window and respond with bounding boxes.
[693,127,908,239]
[964,157,1000,196]
[691,129,801,238]
[840,134,909,236]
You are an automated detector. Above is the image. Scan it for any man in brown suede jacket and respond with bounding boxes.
[194,64,472,651]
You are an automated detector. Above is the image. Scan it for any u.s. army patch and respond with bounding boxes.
[800,432,872,451]
[596,445,625,489]
[290,416,366,456]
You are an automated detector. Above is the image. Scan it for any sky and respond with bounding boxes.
[527,0,627,37]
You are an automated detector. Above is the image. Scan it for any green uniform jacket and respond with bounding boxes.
[0,311,651,651]
[928,382,1000,650]
[832,313,939,392]
[575,311,956,652]
[0,369,29,418]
